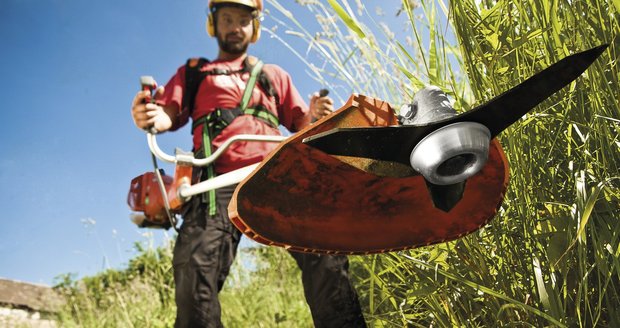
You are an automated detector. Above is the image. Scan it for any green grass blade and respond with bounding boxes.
[326,0,366,39]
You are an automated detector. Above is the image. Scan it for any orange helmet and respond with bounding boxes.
[209,0,262,12]
[207,0,263,43]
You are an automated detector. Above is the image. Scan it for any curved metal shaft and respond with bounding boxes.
[147,133,286,166]
[178,163,260,198]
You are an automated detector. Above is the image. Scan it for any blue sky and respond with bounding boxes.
[0,0,433,285]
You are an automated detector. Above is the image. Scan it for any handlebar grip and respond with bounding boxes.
[140,76,157,89]
[140,76,157,103]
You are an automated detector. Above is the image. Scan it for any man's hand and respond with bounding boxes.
[309,91,334,120]
[131,86,172,133]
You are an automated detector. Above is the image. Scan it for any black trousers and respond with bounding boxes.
[173,185,366,328]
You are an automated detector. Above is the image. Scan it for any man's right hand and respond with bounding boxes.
[131,86,172,133]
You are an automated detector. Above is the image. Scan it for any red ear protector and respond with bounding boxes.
[207,7,261,43]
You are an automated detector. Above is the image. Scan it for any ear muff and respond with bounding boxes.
[250,18,260,43]
[207,13,215,37]
[206,12,260,43]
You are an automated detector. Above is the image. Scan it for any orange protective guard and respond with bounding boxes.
[228,94,510,254]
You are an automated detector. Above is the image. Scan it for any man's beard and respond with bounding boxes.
[217,34,249,55]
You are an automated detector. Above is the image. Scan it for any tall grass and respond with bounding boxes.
[448,0,620,326]
[265,0,470,108]
[266,0,619,326]
[55,240,312,327]
[55,239,176,327]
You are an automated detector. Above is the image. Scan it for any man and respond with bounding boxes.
[130,0,366,327]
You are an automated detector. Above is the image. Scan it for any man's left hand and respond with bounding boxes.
[309,92,334,120]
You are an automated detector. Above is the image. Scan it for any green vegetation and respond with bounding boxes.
[56,1,618,327]
[55,240,312,327]
[54,241,176,327]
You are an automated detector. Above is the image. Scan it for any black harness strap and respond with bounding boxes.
[183,58,210,115]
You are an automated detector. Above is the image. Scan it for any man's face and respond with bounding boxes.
[215,6,255,55]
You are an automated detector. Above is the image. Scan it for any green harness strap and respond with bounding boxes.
[202,125,217,216]
[240,60,263,111]
[201,59,266,216]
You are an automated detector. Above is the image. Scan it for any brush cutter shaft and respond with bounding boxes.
[178,163,260,198]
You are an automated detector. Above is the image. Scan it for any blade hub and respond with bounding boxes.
[410,122,490,185]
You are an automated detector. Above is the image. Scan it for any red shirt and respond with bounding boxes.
[159,56,309,174]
